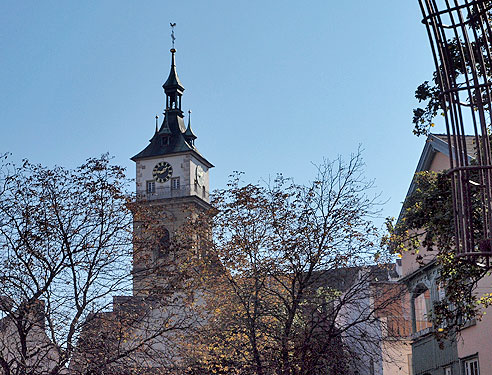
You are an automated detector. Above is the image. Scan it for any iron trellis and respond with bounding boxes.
[418,0,492,263]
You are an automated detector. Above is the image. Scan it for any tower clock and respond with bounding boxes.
[152,161,173,183]
[130,47,213,296]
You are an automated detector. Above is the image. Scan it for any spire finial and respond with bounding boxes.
[155,115,159,133]
[184,109,197,145]
[170,22,176,49]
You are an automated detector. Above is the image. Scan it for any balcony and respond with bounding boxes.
[137,184,209,202]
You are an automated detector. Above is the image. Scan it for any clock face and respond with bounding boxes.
[153,161,173,183]
[195,165,205,185]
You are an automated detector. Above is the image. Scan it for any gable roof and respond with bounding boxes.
[407,133,475,196]
[397,133,475,222]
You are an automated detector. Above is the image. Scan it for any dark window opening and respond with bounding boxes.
[154,228,170,259]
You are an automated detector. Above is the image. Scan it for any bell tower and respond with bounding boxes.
[131,47,213,296]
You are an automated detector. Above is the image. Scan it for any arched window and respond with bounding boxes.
[154,227,170,259]
[413,286,432,332]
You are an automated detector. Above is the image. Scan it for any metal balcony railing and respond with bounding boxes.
[137,184,209,202]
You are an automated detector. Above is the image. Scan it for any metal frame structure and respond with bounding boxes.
[418,0,492,262]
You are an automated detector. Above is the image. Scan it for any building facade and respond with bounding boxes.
[399,134,492,375]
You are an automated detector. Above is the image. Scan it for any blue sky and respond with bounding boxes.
[0,1,434,226]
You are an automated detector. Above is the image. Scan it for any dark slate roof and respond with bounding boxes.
[132,110,213,167]
[132,49,213,168]
[408,133,476,195]
[184,116,197,141]
[132,110,198,161]
[433,133,477,158]
[163,48,184,93]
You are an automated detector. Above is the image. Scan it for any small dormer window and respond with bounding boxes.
[162,137,170,146]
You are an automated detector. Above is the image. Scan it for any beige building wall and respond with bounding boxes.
[429,151,450,172]
[457,273,492,375]
[401,142,492,374]
[381,340,412,375]
[426,149,492,374]
[0,304,67,375]
[132,198,207,296]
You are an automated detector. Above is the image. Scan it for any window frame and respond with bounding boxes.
[171,177,180,190]
[146,180,156,194]
[413,286,433,333]
[464,357,480,375]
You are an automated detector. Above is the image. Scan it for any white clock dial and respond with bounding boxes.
[195,165,205,185]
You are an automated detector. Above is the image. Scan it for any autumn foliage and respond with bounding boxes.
[184,151,402,375]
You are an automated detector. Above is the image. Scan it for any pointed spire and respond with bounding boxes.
[163,48,185,112]
[132,29,210,164]
[150,115,161,142]
[184,109,197,146]
[163,49,185,93]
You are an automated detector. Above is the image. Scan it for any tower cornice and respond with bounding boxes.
[131,149,213,169]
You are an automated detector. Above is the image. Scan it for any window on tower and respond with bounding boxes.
[171,177,180,190]
[146,181,155,194]
[154,227,171,260]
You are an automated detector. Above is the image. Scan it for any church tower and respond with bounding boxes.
[131,48,213,296]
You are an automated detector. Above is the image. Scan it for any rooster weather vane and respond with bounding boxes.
[170,22,176,49]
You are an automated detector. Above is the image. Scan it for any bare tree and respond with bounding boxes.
[0,155,198,375]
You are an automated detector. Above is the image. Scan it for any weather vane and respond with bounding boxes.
[170,22,176,49]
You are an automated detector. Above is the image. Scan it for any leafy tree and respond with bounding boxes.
[186,150,408,375]
[404,2,492,338]
[382,170,489,339]
[411,3,492,136]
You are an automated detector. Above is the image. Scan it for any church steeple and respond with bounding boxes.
[131,28,213,296]
[131,48,211,166]
[162,48,185,112]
